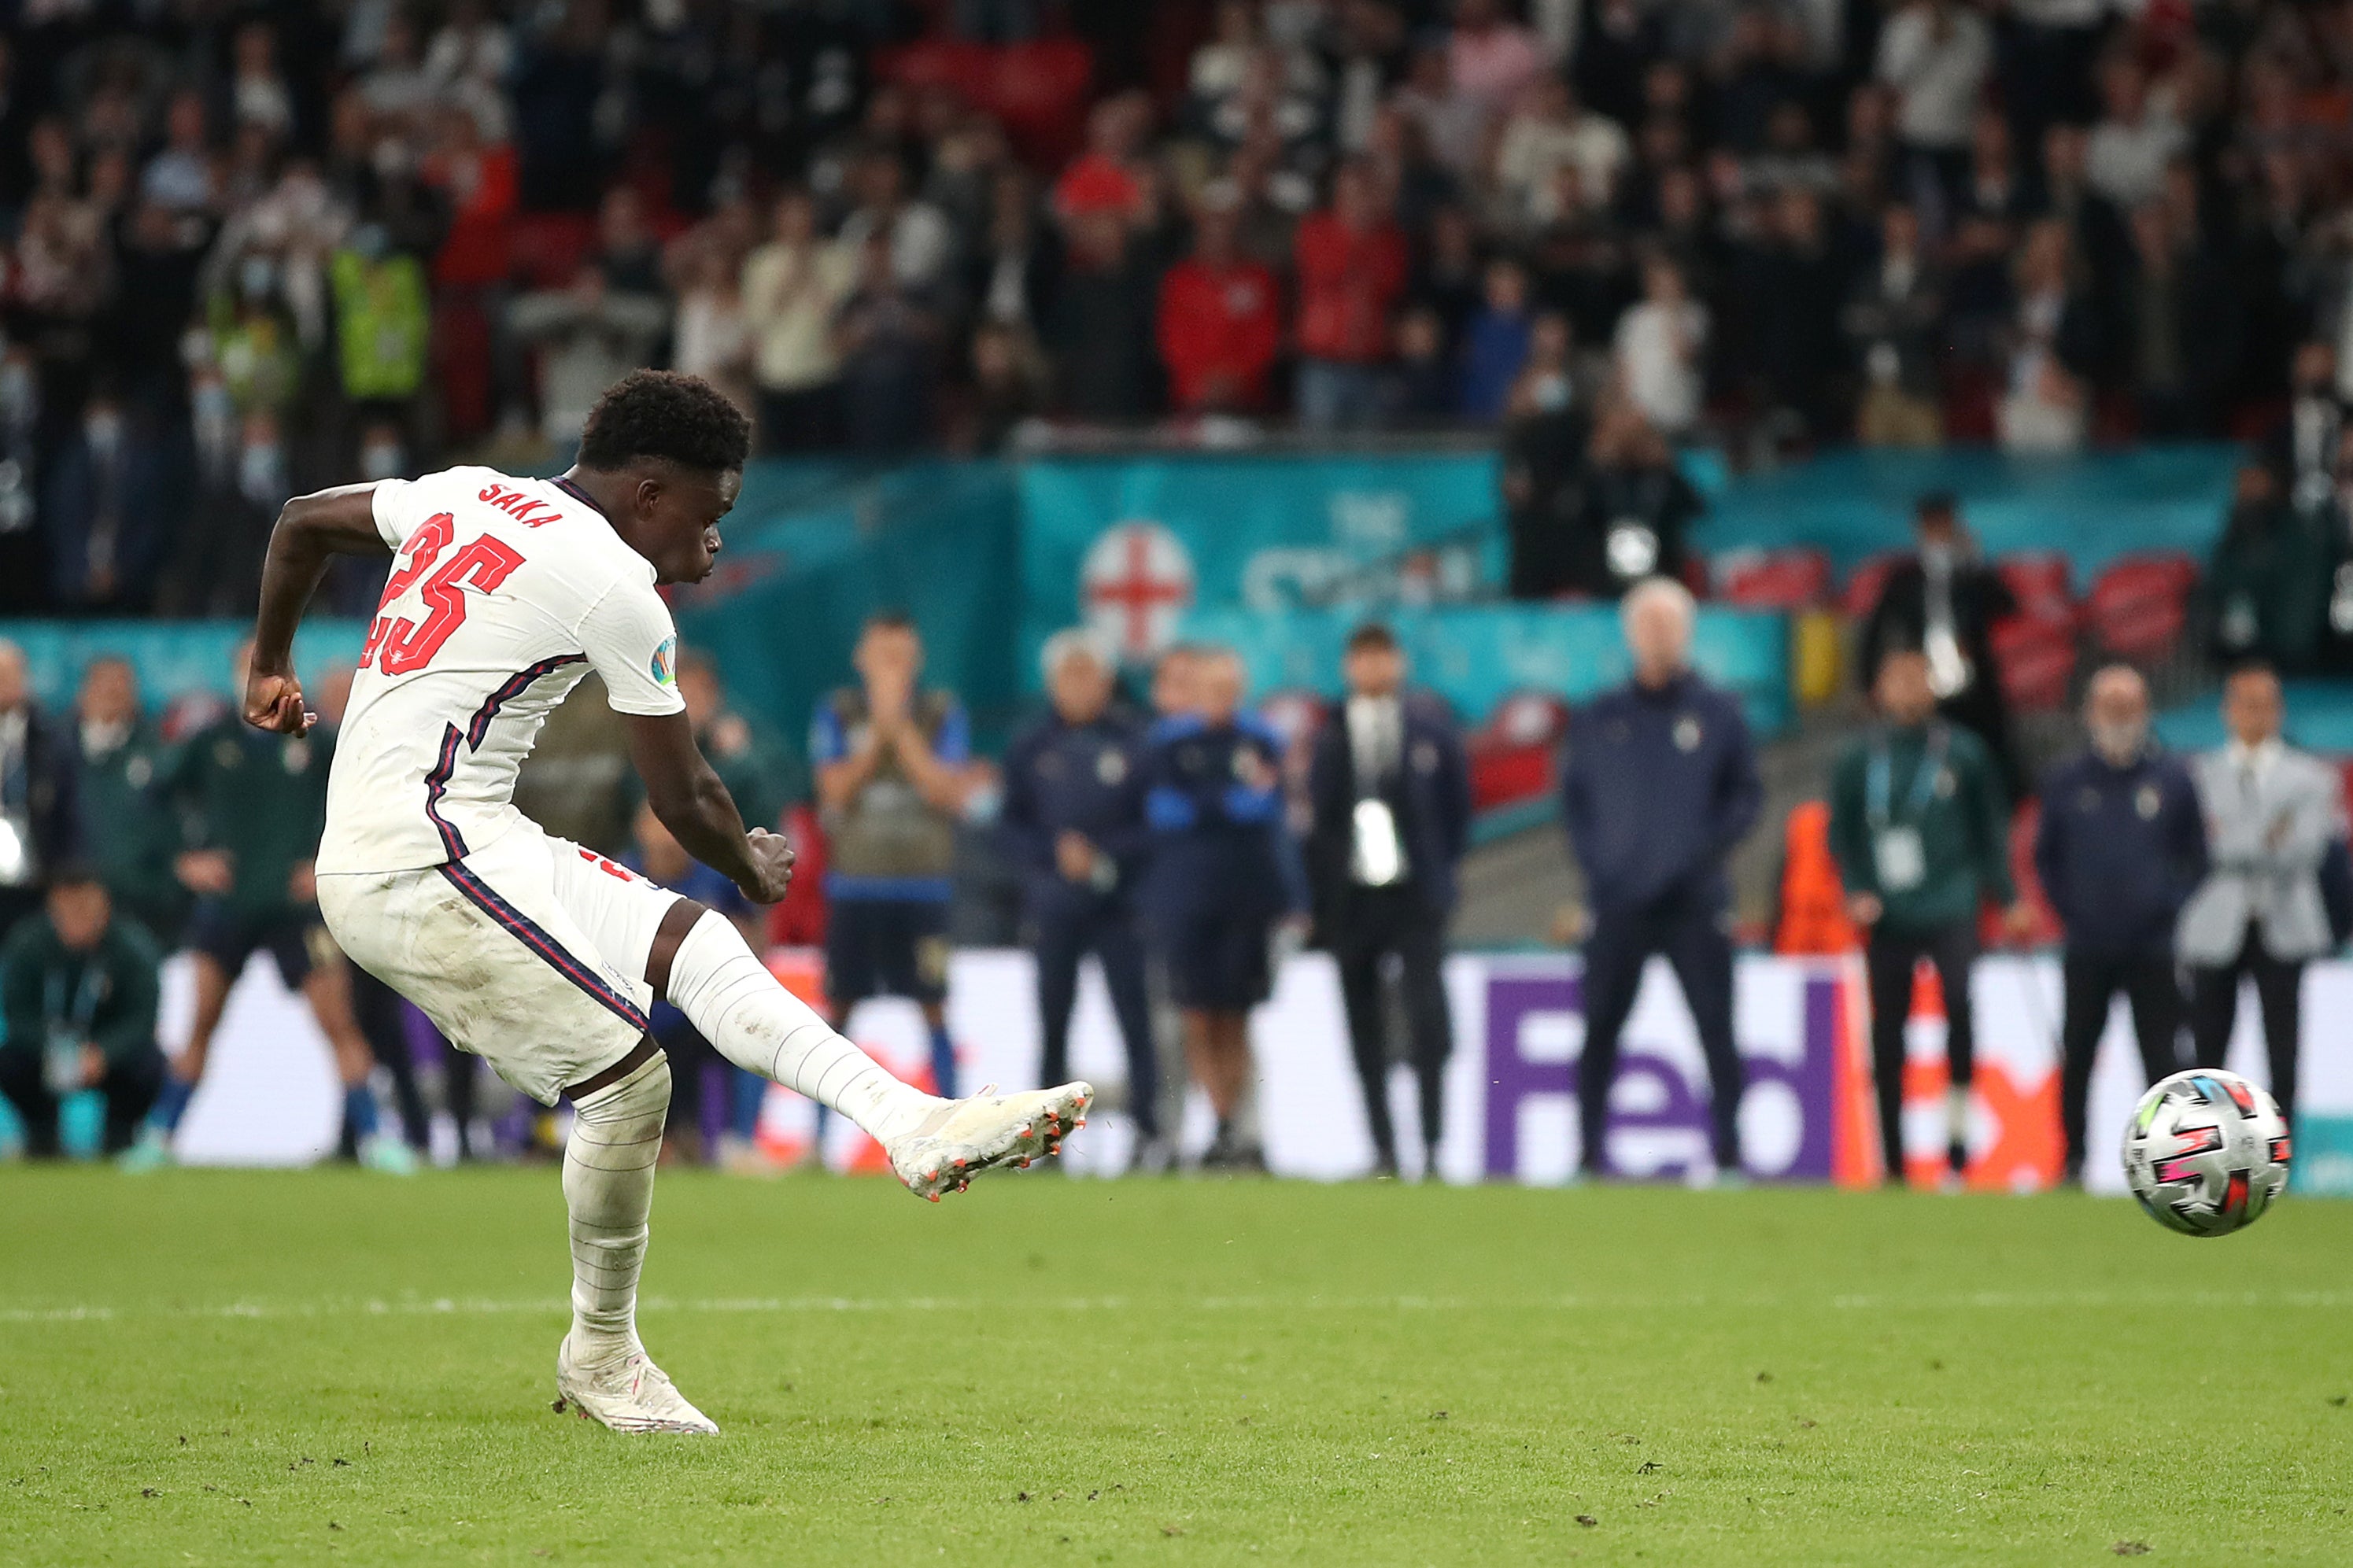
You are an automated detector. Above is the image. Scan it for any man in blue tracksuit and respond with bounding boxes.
[1000,629,1163,1170]
[1143,646,1306,1170]
[2035,664,2207,1182]
[1561,578,1763,1178]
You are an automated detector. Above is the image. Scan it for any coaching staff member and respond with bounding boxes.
[2178,662,2346,1127]
[1001,629,1165,1171]
[2033,665,2206,1182]
[0,865,164,1157]
[1561,578,1762,1179]
[812,612,981,1101]
[1143,647,1304,1171]
[1306,622,1472,1179]
[1830,647,2035,1187]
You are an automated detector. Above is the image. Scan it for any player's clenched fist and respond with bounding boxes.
[739,828,796,904]
[243,667,314,736]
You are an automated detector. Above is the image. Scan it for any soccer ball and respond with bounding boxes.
[2122,1069,2291,1238]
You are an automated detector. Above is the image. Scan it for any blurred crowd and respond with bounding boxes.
[12,0,2353,616]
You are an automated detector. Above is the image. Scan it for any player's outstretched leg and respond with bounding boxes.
[549,1050,716,1435]
[662,909,1092,1199]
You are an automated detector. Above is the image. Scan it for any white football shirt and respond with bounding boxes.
[315,465,686,875]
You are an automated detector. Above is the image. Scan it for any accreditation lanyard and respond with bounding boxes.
[1866,725,1949,830]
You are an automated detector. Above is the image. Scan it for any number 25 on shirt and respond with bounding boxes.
[361,511,527,675]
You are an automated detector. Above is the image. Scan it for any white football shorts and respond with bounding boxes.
[319,820,683,1105]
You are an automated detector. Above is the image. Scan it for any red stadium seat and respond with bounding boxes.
[2085,552,2200,663]
[1997,552,2077,623]
[1840,551,1910,620]
[1467,691,1569,812]
[1989,611,2078,712]
[1716,548,1833,610]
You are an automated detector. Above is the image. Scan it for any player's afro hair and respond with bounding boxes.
[577,370,752,474]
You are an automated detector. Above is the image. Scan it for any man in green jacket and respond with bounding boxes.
[72,657,187,943]
[0,866,165,1157]
[128,642,410,1173]
[1830,647,2035,1187]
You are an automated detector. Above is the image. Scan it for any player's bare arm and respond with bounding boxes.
[247,483,390,736]
[625,709,794,904]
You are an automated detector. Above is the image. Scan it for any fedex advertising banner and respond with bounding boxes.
[60,950,2352,1196]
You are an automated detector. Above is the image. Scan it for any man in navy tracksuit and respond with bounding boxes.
[1143,647,1306,1170]
[1000,629,1163,1170]
[2033,665,2207,1182]
[1561,579,1762,1178]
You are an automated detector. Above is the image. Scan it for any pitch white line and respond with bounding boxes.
[5,1289,2351,1324]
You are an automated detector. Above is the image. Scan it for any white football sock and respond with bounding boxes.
[666,910,940,1143]
[563,1052,670,1365]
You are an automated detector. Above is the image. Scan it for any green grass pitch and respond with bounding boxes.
[5,1167,2351,1566]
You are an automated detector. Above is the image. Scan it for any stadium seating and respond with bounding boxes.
[1467,691,1569,814]
[1840,552,1909,621]
[2085,553,2202,664]
[1716,548,1834,611]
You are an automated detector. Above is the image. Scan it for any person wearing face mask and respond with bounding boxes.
[71,656,185,944]
[160,408,286,617]
[1830,647,2036,1187]
[1859,493,2024,802]
[39,394,173,611]
[2032,665,2206,1183]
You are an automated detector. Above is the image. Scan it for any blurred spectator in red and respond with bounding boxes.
[1056,92,1154,227]
[1157,193,1281,416]
[419,98,516,292]
[1294,160,1408,432]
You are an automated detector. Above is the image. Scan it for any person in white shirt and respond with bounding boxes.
[741,189,856,453]
[1613,255,1708,437]
[2178,664,2346,1127]
[1494,76,1630,226]
[1875,0,1992,195]
[2085,56,2187,211]
[242,371,1089,1436]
